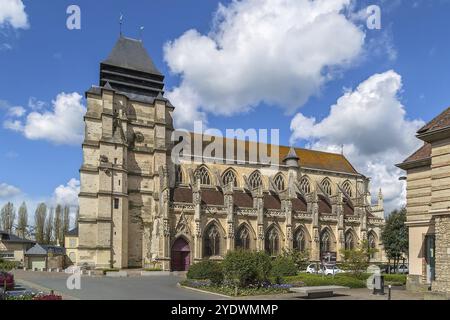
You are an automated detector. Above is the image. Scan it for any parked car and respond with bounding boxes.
[0,271,15,290]
[306,264,319,274]
[397,264,409,274]
[322,265,344,276]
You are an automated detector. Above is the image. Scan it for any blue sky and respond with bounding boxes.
[1,0,450,215]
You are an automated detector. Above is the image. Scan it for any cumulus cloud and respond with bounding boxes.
[0,0,29,29]
[0,182,21,198]
[7,105,25,117]
[3,92,86,145]
[290,70,425,212]
[164,0,366,128]
[53,178,80,207]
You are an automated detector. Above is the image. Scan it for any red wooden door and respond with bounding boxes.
[171,238,190,271]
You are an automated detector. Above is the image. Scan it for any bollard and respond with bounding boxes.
[388,285,392,300]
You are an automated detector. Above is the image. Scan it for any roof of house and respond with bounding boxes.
[0,230,35,244]
[401,143,432,165]
[102,36,162,76]
[417,107,450,135]
[180,133,360,175]
[65,227,78,237]
[25,244,65,256]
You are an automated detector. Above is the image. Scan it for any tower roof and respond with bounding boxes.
[283,147,300,162]
[102,36,162,76]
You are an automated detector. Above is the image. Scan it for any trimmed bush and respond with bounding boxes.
[187,260,223,285]
[222,250,272,288]
[284,273,366,288]
[0,260,20,271]
[384,274,407,286]
[271,256,298,280]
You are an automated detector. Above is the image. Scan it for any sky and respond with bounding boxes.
[1,0,450,220]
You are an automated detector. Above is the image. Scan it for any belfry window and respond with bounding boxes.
[204,224,221,257]
[274,174,286,191]
[249,171,263,189]
[195,166,211,186]
[265,227,280,256]
[222,169,238,187]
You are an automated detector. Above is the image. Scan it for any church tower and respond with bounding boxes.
[78,36,174,269]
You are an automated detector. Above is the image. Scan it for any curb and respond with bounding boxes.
[177,283,232,299]
[15,278,79,301]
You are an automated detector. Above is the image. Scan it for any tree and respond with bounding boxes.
[75,206,79,226]
[44,207,54,244]
[54,205,63,245]
[1,202,15,234]
[63,206,70,235]
[381,208,409,271]
[34,203,47,243]
[340,240,378,276]
[16,202,28,238]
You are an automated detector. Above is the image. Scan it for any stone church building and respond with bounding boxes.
[77,36,385,271]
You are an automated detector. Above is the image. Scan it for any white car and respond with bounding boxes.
[306,264,319,274]
[322,265,344,276]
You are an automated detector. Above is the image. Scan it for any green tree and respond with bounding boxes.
[34,203,47,243]
[340,240,378,276]
[44,207,54,244]
[16,202,28,239]
[63,206,70,236]
[1,202,15,234]
[54,205,63,245]
[381,208,409,271]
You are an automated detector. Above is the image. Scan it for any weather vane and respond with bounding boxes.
[119,13,124,36]
[139,26,145,40]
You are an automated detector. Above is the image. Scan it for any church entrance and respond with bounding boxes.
[171,238,190,271]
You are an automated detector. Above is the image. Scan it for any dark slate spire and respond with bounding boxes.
[100,36,165,97]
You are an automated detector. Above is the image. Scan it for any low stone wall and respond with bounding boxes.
[407,275,430,292]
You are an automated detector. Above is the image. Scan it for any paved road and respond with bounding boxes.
[12,270,223,300]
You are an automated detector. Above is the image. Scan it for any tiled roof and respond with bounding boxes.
[400,143,432,166]
[66,227,78,237]
[201,189,224,206]
[344,202,355,216]
[0,230,35,244]
[234,191,253,208]
[292,197,307,211]
[264,194,281,210]
[25,244,65,256]
[318,195,332,214]
[417,107,450,135]
[182,133,359,175]
[171,187,193,203]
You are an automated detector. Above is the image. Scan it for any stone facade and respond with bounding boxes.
[77,36,386,271]
[398,107,450,294]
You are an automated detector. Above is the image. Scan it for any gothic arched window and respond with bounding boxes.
[343,181,352,197]
[321,179,332,196]
[345,231,355,250]
[204,224,221,257]
[368,232,377,259]
[222,169,238,187]
[175,165,183,184]
[299,177,311,194]
[293,228,307,252]
[274,174,285,191]
[195,166,211,186]
[249,171,263,189]
[320,230,332,254]
[235,225,251,250]
[265,226,280,256]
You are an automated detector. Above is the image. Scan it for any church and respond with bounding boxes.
[76,36,385,271]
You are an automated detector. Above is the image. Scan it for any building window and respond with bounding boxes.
[195,166,211,186]
[321,179,332,196]
[176,165,183,184]
[343,181,352,197]
[204,224,221,257]
[249,171,262,189]
[294,228,307,252]
[299,177,311,194]
[222,169,238,187]
[114,198,119,209]
[235,225,250,250]
[345,231,355,250]
[368,232,377,259]
[265,226,280,256]
[274,174,285,191]
[320,230,332,253]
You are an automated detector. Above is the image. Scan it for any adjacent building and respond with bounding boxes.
[398,107,450,294]
[0,230,35,265]
[77,36,385,271]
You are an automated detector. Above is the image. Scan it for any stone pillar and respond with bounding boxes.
[309,191,320,261]
[193,181,202,261]
[334,191,345,257]
[283,197,293,250]
[255,188,265,251]
[432,215,450,294]
[225,185,235,252]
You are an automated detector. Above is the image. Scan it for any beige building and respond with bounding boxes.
[0,230,35,265]
[77,36,385,271]
[65,227,79,266]
[398,107,450,294]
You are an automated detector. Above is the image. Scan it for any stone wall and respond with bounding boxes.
[433,215,450,293]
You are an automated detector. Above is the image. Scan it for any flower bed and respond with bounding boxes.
[5,292,62,300]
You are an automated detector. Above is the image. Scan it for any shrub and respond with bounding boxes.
[102,268,120,275]
[384,274,407,286]
[271,256,298,282]
[284,273,366,289]
[222,250,271,288]
[187,260,223,285]
[0,260,20,271]
[281,249,310,271]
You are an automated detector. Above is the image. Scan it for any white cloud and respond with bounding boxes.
[0,182,21,198]
[290,70,425,213]
[0,0,29,29]
[7,105,25,117]
[53,178,80,207]
[164,0,366,128]
[4,92,86,145]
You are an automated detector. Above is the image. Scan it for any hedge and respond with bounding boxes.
[284,273,366,289]
[187,260,223,285]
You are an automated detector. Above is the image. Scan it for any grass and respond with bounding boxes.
[143,268,163,272]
